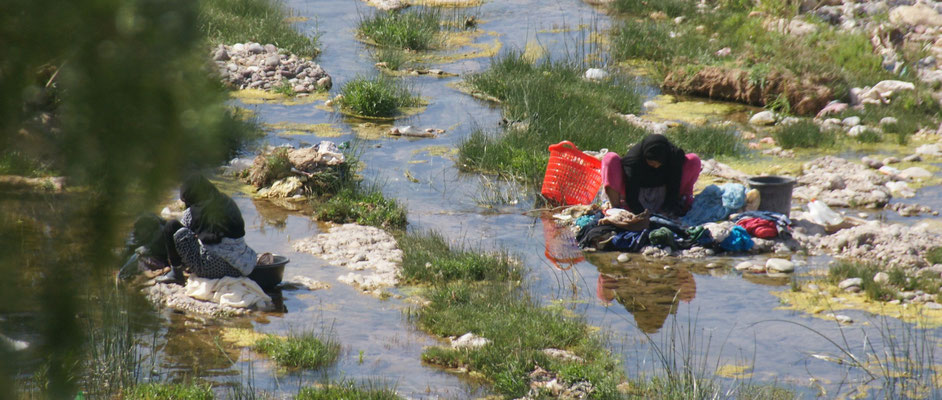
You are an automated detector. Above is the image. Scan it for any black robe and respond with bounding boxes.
[620,134,687,214]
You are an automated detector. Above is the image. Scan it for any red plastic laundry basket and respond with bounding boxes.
[541,141,602,205]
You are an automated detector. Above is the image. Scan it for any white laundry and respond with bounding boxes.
[185,276,272,309]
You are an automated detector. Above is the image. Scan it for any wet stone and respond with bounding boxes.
[766,258,795,273]
[838,277,863,290]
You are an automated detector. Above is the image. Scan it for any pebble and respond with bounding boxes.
[838,277,863,290]
[882,156,900,165]
[847,125,869,137]
[451,333,491,349]
[616,253,630,263]
[766,258,795,273]
[861,156,883,169]
[833,314,853,324]
[902,154,922,163]
[584,68,609,80]
[705,262,721,269]
[749,111,776,126]
[211,43,330,95]
[842,116,861,127]
[873,272,889,284]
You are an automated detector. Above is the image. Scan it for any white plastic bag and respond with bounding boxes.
[807,200,843,226]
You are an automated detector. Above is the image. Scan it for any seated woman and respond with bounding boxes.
[157,174,257,283]
[601,134,701,216]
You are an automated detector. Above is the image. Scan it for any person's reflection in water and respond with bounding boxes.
[597,265,696,333]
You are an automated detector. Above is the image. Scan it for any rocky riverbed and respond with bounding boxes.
[211,42,331,94]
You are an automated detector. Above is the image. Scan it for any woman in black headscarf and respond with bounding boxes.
[157,174,257,283]
[601,134,701,216]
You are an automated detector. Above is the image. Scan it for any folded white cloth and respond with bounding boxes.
[184,276,272,309]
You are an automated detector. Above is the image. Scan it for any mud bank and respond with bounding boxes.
[662,66,834,116]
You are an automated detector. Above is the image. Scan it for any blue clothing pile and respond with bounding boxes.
[681,183,747,226]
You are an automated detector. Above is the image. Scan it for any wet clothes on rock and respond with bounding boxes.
[720,225,754,252]
[732,210,792,238]
[680,183,747,226]
[736,218,777,239]
[601,134,702,214]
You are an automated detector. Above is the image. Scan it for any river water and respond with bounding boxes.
[137,0,942,398]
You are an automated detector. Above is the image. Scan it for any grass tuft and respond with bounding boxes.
[253,332,340,370]
[458,52,646,184]
[314,186,407,229]
[773,120,835,149]
[358,8,443,51]
[297,381,402,400]
[613,0,695,17]
[0,150,57,177]
[828,262,896,302]
[414,282,622,398]
[398,231,521,283]
[337,76,422,118]
[666,125,744,158]
[198,0,319,57]
[126,382,213,400]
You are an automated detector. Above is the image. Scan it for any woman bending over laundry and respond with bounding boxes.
[158,174,257,283]
[601,134,701,216]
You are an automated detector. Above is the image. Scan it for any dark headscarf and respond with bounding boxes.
[180,174,245,244]
[620,134,687,213]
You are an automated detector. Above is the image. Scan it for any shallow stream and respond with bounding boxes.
[141,0,942,398]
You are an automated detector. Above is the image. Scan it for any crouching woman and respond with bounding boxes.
[158,174,256,283]
[601,134,701,216]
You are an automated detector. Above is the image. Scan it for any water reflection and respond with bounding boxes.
[595,264,696,334]
[540,216,584,271]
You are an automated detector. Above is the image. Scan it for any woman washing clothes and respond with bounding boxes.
[156,174,257,284]
[601,134,701,217]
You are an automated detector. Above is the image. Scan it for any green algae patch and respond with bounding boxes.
[413,145,458,159]
[447,81,500,103]
[350,122,394,140]
[644,94,750,125]
[221,327,270,347]
[230,89,328,105]
[772,282,942,328]
[209,177,258,196]
[264,122,346,137]
[418,29,502,64]
[716,364,753,379]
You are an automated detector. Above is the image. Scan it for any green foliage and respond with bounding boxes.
[358,8,443,51]
[272,79,296,97]
[398,231,521,283]
[0,150,56,177]
[314,187,407,229]
[755,0,800,17]
[0,0,268,396]
[927,247,942,265]
[126,383,213,400]
[773,121,835,149]
[198,0,320,56]
[854,128,882,144]
[458,52,645,184]
[415,282,622,398]
[828,262,896,301]
[667,125,744,158]
[253,333,340,370]
[612,0,695,17]
[296,381,403,400]
[337,76,422,118]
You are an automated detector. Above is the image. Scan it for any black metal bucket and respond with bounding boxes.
[249,255,288,291]
[746,176,796,216]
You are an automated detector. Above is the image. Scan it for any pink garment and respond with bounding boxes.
[601,152,701,209]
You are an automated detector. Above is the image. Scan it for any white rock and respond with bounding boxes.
[0,334,29,351]
[246,42,264,54]
[838,277,863,290]
[616,253,630,263]
[847,125,869,137]
[842,116,861,127]
[882,156,900,165]
[900,167,932,180]
[734,261,755,271]
[885,181,915,197]
[873,272,889,284]
[915,144,942,157]
[889,3,942,27]
[780,116,801,126]
[834,314,853,324]
[766,258,795,273]
[878,165,901,176]
[643,101,658,109]
[543,348,584,362]
[451,332,491,349]
[749,111,776,125]
[880,117,898,126]
[584,68,609,80]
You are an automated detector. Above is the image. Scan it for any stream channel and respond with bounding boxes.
[138,0,942,398]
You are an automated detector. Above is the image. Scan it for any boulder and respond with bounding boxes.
[899,167,932,180]
[766,258,795,273]
[889,4,942,27]
[838,277,863,290]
